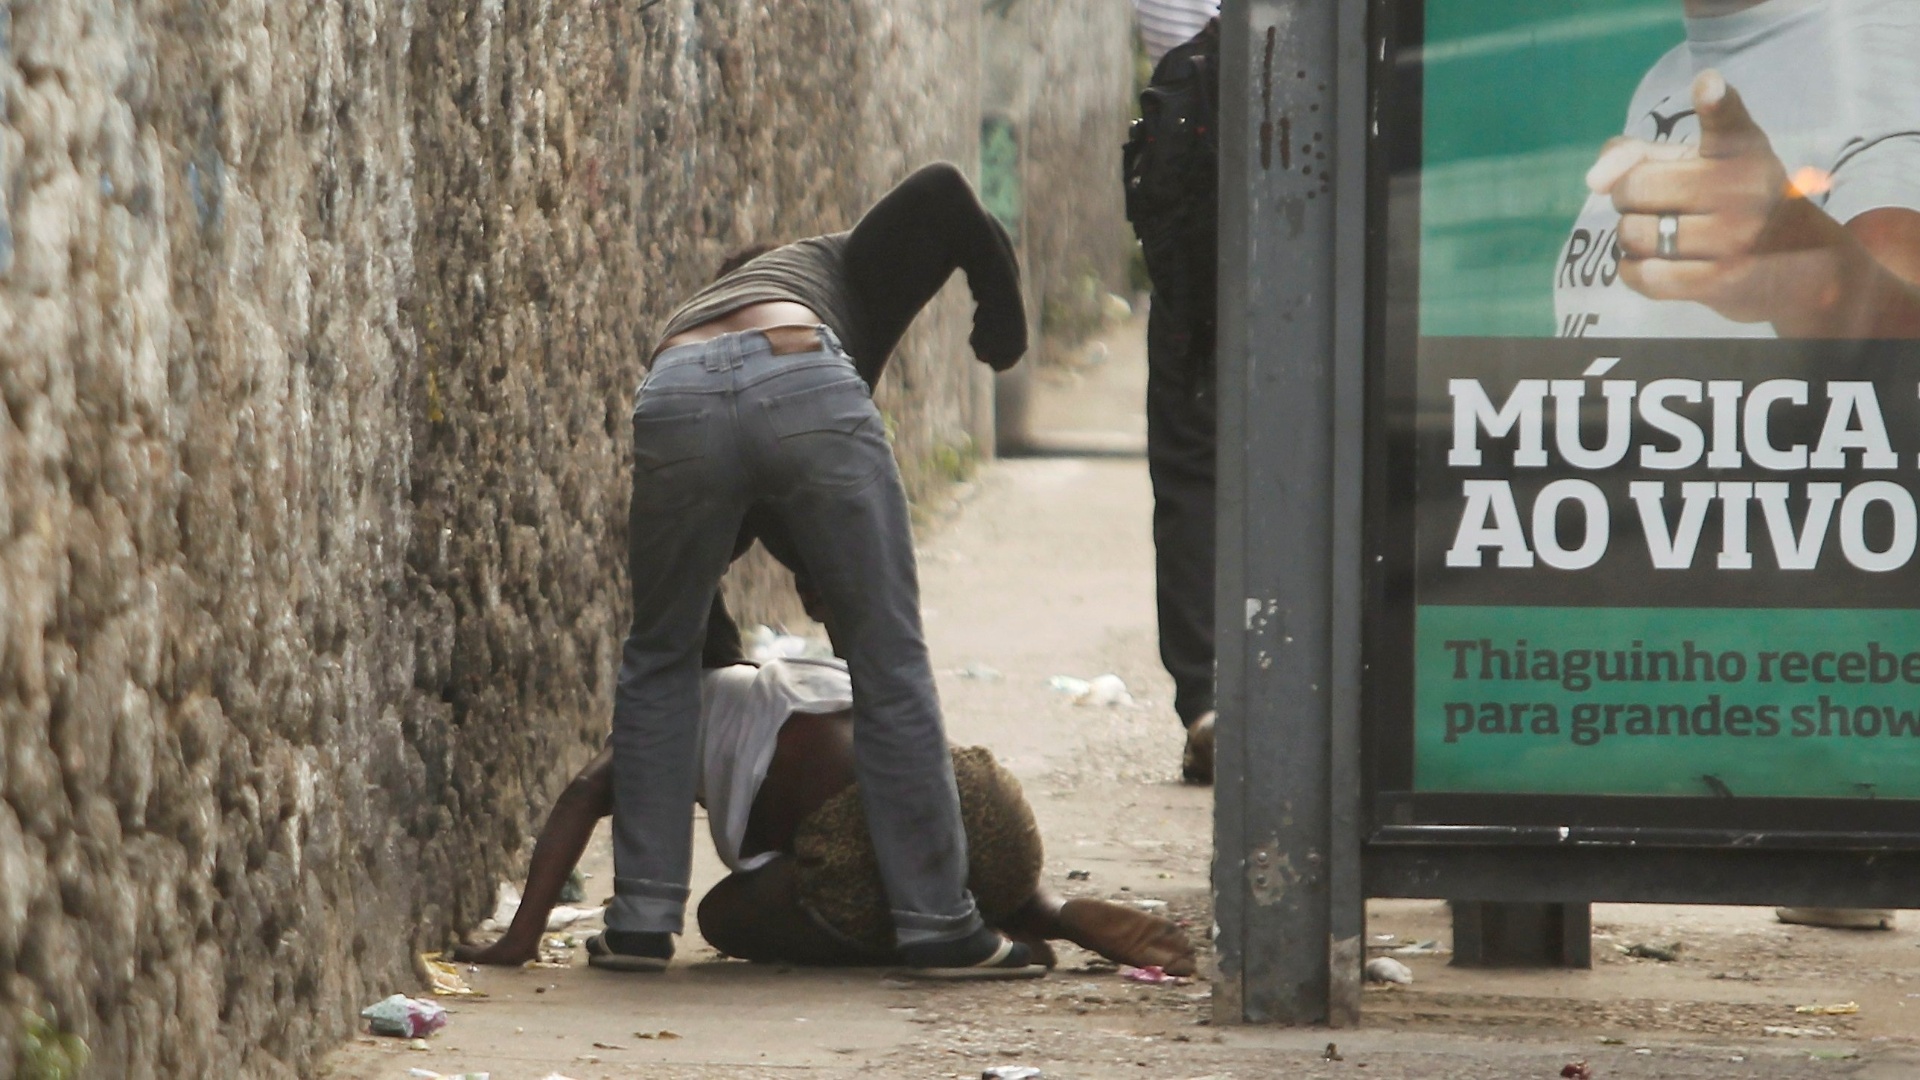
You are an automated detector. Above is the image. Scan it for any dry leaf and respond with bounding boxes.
[419,954,483,997]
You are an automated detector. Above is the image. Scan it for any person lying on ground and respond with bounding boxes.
[607,161,1032,975]
[454,655,1197,976]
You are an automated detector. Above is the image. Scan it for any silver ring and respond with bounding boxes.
[1656,214,1680,259]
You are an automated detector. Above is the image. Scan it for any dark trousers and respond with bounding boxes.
[607,327,979,946]
[1146,300,1217,728]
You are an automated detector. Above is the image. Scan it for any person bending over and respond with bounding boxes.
[605,162,1034,975]
[456,656,1197,977]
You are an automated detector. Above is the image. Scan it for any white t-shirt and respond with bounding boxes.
[1135,0,1218,63]
[695,658,853,873]
[1554,0,1920,339]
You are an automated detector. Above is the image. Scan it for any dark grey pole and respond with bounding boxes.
[1213,0,1367,1025]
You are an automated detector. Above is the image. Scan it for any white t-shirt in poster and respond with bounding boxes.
[1553,0,1920,339]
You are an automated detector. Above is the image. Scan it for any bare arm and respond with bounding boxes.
[455,748,613,965]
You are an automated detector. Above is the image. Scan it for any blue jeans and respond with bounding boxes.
[606,326,981,947]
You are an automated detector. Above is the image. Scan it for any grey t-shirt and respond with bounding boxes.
[1555,0,1920,339]
[656,234,860,356]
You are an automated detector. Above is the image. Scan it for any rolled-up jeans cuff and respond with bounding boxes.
[608,878,690,934]
[891,900,982,947]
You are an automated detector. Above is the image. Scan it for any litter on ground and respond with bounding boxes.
[1364,957,1414,985]
[360,995,448,1039]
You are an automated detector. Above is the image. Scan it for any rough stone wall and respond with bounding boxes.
[0,3,422,1077]
[0,0,992,1076]
[402,0,988,1010]
[1024,0,1135,351]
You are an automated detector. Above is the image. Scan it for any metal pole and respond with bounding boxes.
[1213,0,1366,1025]
[1326,0,1370,1029]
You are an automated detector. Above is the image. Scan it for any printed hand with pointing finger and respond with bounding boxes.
[1587,69,1920,339]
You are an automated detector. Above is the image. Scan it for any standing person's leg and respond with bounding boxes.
[599,348,750,968]
[741,336,1032,973]
[1145,297,1218,781]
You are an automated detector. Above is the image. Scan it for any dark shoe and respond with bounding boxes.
[585,929,673,972]
[1182,711,1215,785]
[895,926,1047,981]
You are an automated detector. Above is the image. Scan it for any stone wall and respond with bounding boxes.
[1024,0,1137,350]
[0,0,1067,1074]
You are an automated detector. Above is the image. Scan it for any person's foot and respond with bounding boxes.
[895,926,1047,981]
[1003,931,1058,970]
[585,929,674,971]
[1181,711,1216,785]
[1775,907,1896,930]
[1056,898,1198,976]
[452,936,540,966]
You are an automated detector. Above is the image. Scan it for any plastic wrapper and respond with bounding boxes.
[360,994,449,1038]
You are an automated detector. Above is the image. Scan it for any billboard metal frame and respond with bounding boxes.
[1213,0,1920,1025]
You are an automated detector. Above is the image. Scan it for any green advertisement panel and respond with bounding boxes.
[1403,337,1920,805]
[1417,606,1920,799]
[1382,0,1920,815]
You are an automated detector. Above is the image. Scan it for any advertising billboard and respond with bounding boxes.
[1373,0,1920,826]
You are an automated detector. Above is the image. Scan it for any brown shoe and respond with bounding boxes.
[1181,711,1215,785]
